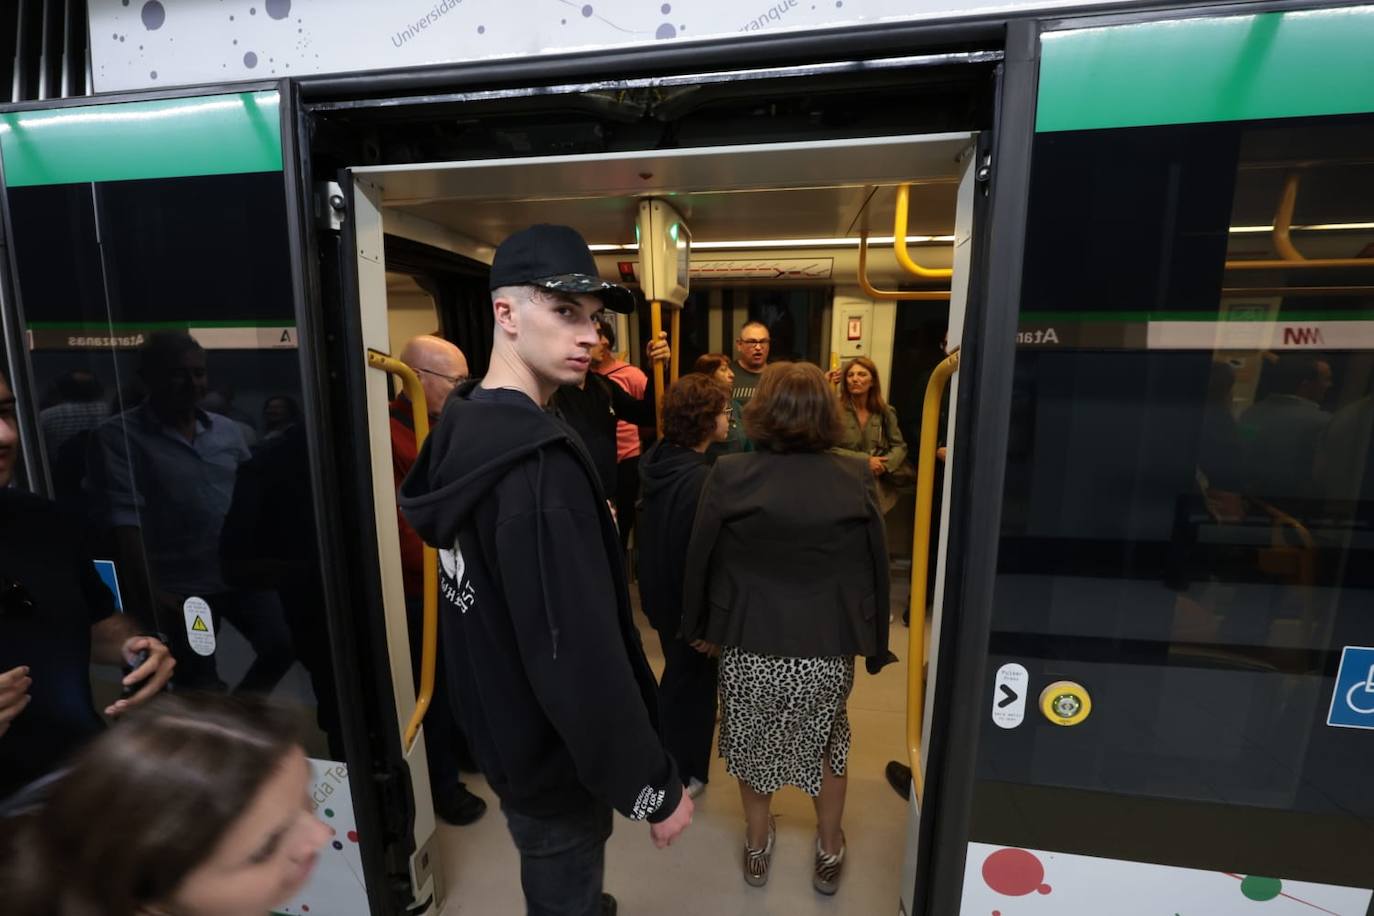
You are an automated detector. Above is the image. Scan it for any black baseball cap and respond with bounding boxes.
[489,224,636,314]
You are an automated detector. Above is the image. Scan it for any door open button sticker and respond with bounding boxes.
[1328,646,1374,730]
[992,663,1028,729]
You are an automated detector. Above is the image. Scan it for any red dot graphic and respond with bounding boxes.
[347,830,359,843]
[1038,884,1052,895]
[982,848,1047,897]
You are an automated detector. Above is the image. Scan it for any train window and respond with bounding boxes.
[979,112,1374,882]
[6,169,341,761]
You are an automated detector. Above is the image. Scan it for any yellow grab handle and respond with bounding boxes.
[650,300,665,436]
[907,349,959,803]
[858,229,952,302]
[894,184,954,280]
[670,308,681,384]
[366,350,436,754]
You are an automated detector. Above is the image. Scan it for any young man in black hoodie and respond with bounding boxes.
[398,224,692,916]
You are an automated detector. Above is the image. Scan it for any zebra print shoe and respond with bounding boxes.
[742,816,776,887]
[812,833,846,895]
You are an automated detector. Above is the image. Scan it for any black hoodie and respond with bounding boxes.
[635,440,711,635]
[398,382,681,823]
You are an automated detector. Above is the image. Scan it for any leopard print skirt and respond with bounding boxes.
[717,646,854,797]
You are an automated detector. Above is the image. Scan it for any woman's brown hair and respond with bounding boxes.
[692,353,731,377]
[663,374,729,448]
[1,692,301,916]
[744,361,844,453]
[840,355,889,416]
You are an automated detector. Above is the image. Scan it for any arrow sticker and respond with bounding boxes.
[998,684,1019,709]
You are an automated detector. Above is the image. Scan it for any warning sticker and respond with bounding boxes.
[183,597,216,657]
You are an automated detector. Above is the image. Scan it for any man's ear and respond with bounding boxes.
[492,295,518,335]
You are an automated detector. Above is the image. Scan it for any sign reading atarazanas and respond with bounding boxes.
[90,0,1139,94]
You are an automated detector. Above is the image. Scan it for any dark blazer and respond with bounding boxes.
[681,449,892,668]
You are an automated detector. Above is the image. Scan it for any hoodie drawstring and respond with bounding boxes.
[533,449,561,659]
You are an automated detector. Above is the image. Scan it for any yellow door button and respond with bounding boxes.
[1039,681,1091,726]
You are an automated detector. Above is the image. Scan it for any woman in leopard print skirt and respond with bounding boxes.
[682,361,895,895]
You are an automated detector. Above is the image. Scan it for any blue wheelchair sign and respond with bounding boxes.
[1328,646,1374,730]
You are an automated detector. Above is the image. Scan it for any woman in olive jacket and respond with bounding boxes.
[681,361,894,896]
[834,355,909,515]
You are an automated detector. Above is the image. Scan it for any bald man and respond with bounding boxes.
[391,335,487,826]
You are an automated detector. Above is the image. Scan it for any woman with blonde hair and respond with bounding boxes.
[682,361,894,895]
[835,355,909,514]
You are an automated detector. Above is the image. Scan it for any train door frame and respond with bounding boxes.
[298,43,1012,916]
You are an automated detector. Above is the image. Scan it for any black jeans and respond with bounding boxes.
[503,799,614,916]
[654,626,719,785]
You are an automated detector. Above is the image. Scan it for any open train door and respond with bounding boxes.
[0,83,435,915]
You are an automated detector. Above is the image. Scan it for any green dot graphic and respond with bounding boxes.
[324,808,335,818]
[1241,876,1282,902]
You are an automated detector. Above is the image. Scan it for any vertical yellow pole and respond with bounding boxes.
[650,300,665,435]
[907,350,959,802]
[670,308,681,384]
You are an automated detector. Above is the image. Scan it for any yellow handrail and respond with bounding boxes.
[907,349,959,803]
[894,183,954,280]
[1272,172,1305,263]
[366,349,436,754]
[650,300,665,435]
[1224,172,1374,270]
[670,308,681,384]
[858,229,952,302]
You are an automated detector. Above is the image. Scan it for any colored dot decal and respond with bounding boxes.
[1241,876,1283,902]
[656,23,676,39]
[266,0,292,19]
[982,848,1050,898]
[582,4,594,16]
[347,830,359,843]
[302,907,309,913]
[332,840,343,850]
[141,1,166,30]
[150,70,157,79]
[661,3,671,11]
[323,808,334,818]
[478,25,486,33]
[243,51,258,68]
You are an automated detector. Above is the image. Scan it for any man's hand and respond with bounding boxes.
[868,455,888,476]
[826,369,843,386]
[689,639,719,658]
[0,665,32,738]
[649,791,694,849]
[645,331,670,364]
[105,636,175,718]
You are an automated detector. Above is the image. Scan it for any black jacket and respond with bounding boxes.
[398,383,681,823]
[636,440,711,635]
[681,450,893,672]
[551,374,656,500]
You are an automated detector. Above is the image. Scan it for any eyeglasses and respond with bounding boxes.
[416,367,468,386]
[0,577,34,617]
[738,338,770,348]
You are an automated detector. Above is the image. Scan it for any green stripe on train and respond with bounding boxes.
[0,91,281,187]
[1037,6,1374,132]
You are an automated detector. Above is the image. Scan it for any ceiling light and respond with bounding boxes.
[588,235,956,252]
[1229,222,1374,234]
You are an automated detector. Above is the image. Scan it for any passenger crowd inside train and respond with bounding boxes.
[2,213,1363,915]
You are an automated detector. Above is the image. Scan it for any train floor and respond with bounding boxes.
[437,577,914,915]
